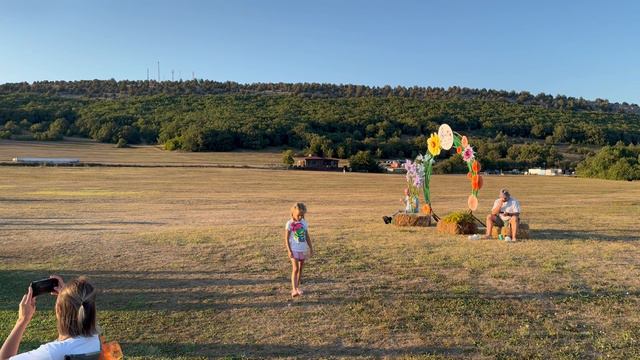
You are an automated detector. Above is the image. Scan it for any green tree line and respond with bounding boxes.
[2,80,638,115]
[1,81,639,175]
[576,143,640,180]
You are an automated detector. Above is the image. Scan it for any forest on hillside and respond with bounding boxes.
[2,80,639,115]
[1,80,639,175]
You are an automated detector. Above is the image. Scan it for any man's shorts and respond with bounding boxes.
[493,215,519,227]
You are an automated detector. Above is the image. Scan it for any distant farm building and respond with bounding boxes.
[297,156,339,170]
[382,160,407,173]
[12,157,80,165]
[526,168,563,176]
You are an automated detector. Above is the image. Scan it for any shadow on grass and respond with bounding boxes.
[0,227,122,231]
[1,268,637,314]
[0,270,340,311]
[6,339,472,358]
[0,198,83,203]
[529,228,640,241]
[2,270,637,358]
[0,219,165,231]
[0,220,164,226]
[121,341,472,358]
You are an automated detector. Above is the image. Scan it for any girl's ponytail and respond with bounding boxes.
[56,277,98,337]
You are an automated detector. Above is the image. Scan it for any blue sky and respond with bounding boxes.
[1,0,638,103]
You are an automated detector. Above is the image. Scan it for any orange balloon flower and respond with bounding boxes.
[472,174,483,190]
[467,194,478,211]
[472,160,481,173]
[422,204,431,214]
[456,146,462,154]
[461,136,469,148]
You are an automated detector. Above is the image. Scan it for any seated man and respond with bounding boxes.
[485,188,521,241]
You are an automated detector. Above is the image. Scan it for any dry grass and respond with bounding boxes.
[0,138,286,167]
[1,155,640,358]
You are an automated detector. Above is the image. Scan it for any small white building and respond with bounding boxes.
[526,168,563,176]
[12,157,80,165]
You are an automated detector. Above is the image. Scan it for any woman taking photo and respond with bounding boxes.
[0,276,100,359]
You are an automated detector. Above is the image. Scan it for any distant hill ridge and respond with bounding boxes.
[1,79,638,115]
[2,80,640,175]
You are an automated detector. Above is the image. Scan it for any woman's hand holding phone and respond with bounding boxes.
[49,275,65,295]
[18,286,36,325]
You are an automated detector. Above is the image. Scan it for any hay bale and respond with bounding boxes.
[393,213,432,227]
[436,211,478,235]
[490,222,530,239]
[437,220,477,235]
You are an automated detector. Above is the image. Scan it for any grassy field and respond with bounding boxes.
[1,163,639,358]
[0,139,288,167]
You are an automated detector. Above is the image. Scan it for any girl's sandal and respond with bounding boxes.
[291,290,299,298]
[297,289,304,296]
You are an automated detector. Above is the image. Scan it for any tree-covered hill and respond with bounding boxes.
[1,80,639,173]
[2,80,639,115]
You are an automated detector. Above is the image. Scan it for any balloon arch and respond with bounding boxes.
[402,124,483,220]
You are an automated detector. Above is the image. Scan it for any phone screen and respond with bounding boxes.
[30,278,59,297]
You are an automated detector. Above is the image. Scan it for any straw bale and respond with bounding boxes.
[393,213,431,227]
[490,222,530,239]
[436,219,477,235]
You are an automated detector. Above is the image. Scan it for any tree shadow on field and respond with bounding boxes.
[0,219,165,231]
[2,267,637,313]
[0,270,340,312]
[121,341,472,358]
[0,220,163,226]
[6,332,473,358]
[0,197,82,203]
[530,228,640,241]
[2,270,634,358]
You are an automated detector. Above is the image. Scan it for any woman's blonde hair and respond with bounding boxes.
[56,277,98,337]
[291,202,307,218]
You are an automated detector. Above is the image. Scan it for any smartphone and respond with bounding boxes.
[30,278,59,297]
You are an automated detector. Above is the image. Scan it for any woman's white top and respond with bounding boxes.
[10,335,100,360]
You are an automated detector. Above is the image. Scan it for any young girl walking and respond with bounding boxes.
[285,202,313,297]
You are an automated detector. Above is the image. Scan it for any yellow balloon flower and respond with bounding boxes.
[427,133,441,156]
